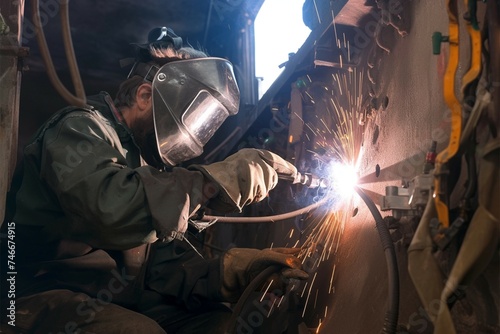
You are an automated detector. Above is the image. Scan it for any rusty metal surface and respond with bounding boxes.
[223,1,498,333]
[297,1,498,333]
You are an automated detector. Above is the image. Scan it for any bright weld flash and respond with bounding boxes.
[327,162,359,200]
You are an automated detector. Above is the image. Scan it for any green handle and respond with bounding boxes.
[432,32,449,55]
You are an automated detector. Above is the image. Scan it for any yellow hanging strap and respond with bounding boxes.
[431,0,482,235]
[433,0,461,229]
[409,3,485,333]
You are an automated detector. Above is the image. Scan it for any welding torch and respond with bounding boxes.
[190,170,331,229]
[277,171,330,189]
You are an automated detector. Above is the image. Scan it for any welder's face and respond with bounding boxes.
[128,86,164,167]
[130,87,154,143]
[142,128,164,167]
[136,118,164,168]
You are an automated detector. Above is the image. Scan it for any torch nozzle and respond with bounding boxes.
[278,172,329,189]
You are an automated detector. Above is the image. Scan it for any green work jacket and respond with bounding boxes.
[10,92,221,308]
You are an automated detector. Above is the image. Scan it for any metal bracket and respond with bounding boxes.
[381,173,433,220]
[188,218,218,232]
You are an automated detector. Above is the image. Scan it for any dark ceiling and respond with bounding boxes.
[22,0,264,93]
[23,0,265,73]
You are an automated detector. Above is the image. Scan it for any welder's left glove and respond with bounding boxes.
[190,148,297,212]
[220,247,309,303]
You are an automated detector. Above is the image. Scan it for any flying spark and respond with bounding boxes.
[292,66,369,330]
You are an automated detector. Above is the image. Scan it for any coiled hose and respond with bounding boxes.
[224,265,281,334]
[221,187,399,333]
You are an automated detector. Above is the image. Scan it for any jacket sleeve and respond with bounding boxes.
[39,111,206,249]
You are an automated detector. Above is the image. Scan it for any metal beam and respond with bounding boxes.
[0,0,24,224]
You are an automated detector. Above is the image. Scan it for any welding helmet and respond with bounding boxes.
[127,27,240,166]
[150,57,239,166]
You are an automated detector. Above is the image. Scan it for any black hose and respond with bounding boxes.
[354,186,399,334]
[225,265,281,334]
[224,188,399,333]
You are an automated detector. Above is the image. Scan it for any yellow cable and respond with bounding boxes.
[433,0,461,228]
[434,0,482,229]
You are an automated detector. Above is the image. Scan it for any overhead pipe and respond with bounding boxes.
[32,0,87,108]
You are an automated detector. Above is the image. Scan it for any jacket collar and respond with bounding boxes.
[87,92,134,143]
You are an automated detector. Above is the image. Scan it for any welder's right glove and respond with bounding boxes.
[220,247,309,303]
[190,148,297,212]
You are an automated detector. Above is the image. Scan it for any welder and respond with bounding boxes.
[1,27,308,333]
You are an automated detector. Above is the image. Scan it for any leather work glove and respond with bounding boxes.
[190,148,297,212]
[220,247,309,303]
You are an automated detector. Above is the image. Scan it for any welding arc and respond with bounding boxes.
[201,196,330,223]
[354,186,399,334]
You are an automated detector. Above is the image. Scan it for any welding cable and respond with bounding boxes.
[33,0,87,108]
[201,195,330,223]
[354,186,399,334]
[225,265,282,334]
